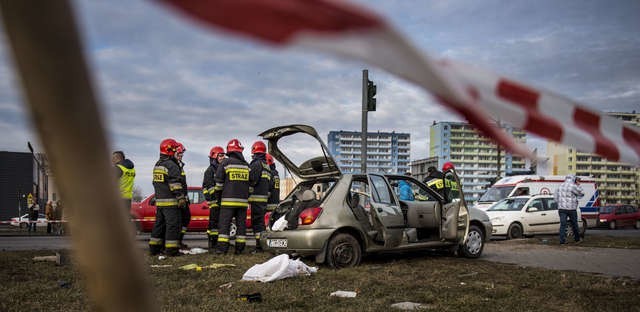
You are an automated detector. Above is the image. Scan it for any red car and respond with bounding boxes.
[130,186,253,233]
[597,205,640,230]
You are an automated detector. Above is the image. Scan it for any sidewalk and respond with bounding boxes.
[483,239,640,280]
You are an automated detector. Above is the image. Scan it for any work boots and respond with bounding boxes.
[215,242,229,255]
[149,244,163,256]
[208,235,218,253]
[234,242,245,255]
[252,239,263,254]
[165,247,180,257]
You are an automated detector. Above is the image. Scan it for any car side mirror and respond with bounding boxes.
[149,198,156,206]
[528,207,538,212]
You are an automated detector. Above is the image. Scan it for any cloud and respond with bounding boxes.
[0,0,637,196]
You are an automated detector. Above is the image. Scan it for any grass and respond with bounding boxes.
[1,245,639,312]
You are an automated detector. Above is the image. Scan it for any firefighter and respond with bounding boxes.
[202,146,225,251]
[213,139,255,255]
[149,138,186,257]
[441,161,459,203]
[248,141,271,253]
[266,153,280,213]
[423,166,445,198]
[175,142,190,250]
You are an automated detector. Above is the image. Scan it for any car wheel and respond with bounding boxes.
[19,222,26,229]
[507,223,523,239]
[326,233,362,269]
[459,225,484,258]
[609,220,616,230]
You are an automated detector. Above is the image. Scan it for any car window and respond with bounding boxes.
[543,198,558,211]
[369,175,396,205]
[528,199,544,211]
[348,180,371,210]
[599,206,613,214]
[388,177,437,202]
[487,197,528,211]
[188,190,204,204]
[479,186,515,202]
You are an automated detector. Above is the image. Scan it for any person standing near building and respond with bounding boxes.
[265,153,280,213]
[554,175,584,245]
[28,196,40,232]
[248,141,271,253]
[149,138,185,257]
[112,151,136,211]
[203,146,225,251]
[45,200,54,234]
[213,139,254,255]
[175,142,190,250]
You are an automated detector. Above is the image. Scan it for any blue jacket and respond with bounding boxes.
[398,180,414,201]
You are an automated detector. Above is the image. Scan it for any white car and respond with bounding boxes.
[486,195,585,239]
[10,213,47,228]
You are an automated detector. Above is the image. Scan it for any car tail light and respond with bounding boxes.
[299,207,322,225]
[264,211,272,227]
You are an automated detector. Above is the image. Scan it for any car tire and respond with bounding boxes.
[609,220,616,230]
[326,233,362,269]
[459,225,484,258]
[19,222,26,229]
[507,223,523,239]
[229,221,237,239]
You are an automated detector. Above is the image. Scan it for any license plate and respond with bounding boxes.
[267,239,288,248]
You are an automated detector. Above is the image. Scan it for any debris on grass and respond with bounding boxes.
[390,302,430,310]
[32,252,68,266]
[219,282,233,289]
[329,290,357,298]
[179,247,208,255]
[457,271,478,278]
[179,263,236,271]
[150,264,172,268]
[242,254,317,282]
[237,292,262,302]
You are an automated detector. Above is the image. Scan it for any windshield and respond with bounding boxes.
[487,197,528,212]
[599,206,615,213]
[479,186,515,202]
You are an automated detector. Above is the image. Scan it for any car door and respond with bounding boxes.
[525,198,552,234]
[440,170,469,243]
[367,174,404,248]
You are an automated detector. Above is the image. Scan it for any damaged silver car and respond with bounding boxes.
[259,124,484,268]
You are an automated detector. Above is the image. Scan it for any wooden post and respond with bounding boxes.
[0,1,156,311]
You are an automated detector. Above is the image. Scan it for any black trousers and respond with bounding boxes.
[150,206,181,248]
[218,207,247,243]
[249,202,266,239]
[208,206,220,234]
[181,206,190,233]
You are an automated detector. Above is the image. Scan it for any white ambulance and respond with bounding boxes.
[474,175,600,227]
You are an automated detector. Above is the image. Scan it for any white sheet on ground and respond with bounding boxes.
[242,254,318,282]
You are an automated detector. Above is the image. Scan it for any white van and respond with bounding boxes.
[474,175,599,227]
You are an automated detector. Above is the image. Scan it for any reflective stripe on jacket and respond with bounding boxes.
[116,164,136,199]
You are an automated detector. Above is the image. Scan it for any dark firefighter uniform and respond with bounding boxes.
[248,153,270,251]
[267,164,280,212]
[423,168,445,199]
[178,160,190,248]
[202,154,221,250]
[149,154,185,256]
[213,151,255,254]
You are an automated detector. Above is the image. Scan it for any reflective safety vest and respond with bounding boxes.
[117,164,136,199]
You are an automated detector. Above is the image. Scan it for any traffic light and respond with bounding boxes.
[367,79,376,111]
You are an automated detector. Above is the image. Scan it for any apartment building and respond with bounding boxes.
[429,121,527,202]
[547,112,639,205]
[327,130,410,174]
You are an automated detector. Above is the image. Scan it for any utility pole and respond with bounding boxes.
[361,69,376,173]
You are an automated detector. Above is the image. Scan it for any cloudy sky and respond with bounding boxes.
[1,0,638,195]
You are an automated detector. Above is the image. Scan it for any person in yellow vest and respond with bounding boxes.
[112,151,136,211]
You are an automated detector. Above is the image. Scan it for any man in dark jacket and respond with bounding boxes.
[213,139,256,254]
[149,138,185,257]
[175,142,190,250]
[202,146,225,251]
[248,141,271,252]
[266,153,280,213]
[112,151,136,211]
[423,166,445,198]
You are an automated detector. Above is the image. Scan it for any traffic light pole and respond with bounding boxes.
[361,70,368,173]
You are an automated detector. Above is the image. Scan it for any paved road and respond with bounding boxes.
[483,239,640,280]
